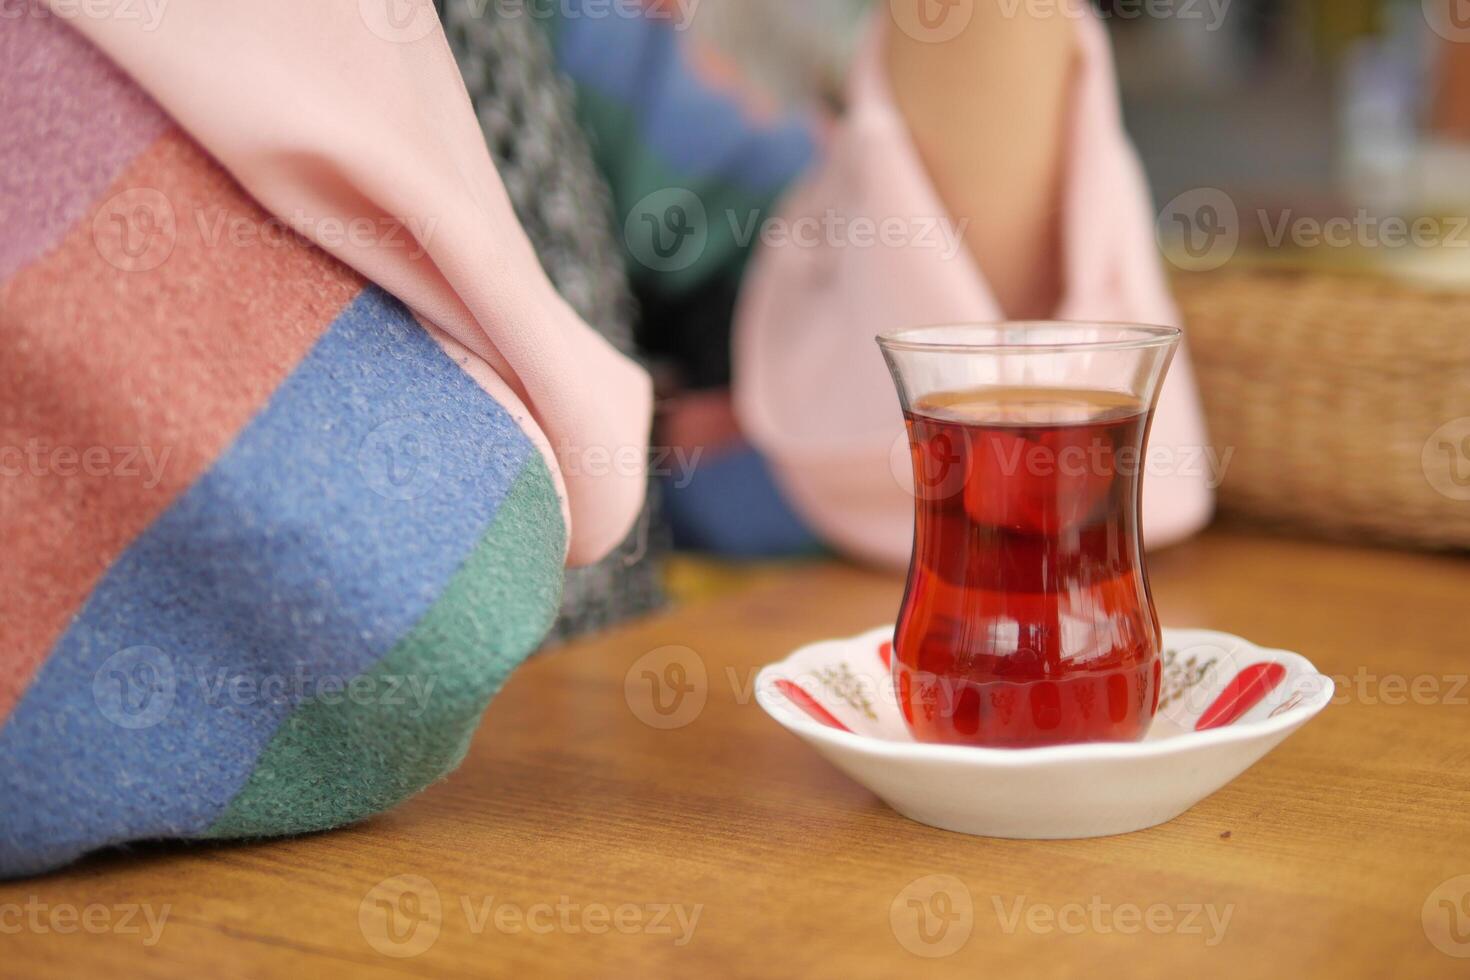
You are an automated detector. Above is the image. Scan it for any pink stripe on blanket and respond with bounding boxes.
[0,6,170,281]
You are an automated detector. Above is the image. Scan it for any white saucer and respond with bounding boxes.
[754,626,1332,839]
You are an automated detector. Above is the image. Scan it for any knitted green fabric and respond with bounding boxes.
[205,458,565,839]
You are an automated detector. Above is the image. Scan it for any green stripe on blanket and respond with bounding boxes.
[206,457,565,838]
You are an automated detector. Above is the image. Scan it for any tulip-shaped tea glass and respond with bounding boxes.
[878,323,1181,748]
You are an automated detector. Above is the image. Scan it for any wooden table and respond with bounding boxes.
[5,530,1469,978]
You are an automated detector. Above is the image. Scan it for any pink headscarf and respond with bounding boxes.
[735,13,1213,566]
[53,0,654,567]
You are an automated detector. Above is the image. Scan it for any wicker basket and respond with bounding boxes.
[1171,268,1470,551]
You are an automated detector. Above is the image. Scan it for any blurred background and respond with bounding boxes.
[679,0,1470,562]
[692,0,1470,282]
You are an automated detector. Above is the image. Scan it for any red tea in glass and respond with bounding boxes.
[879,325,1179,749]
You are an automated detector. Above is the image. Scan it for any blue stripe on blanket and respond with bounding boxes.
[0,287,534,875]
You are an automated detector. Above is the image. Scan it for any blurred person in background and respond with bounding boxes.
[443,0,1213,569]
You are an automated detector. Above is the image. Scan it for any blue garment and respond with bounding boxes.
[663,445,823,558]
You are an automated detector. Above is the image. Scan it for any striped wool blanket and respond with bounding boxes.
[0,10,569,877]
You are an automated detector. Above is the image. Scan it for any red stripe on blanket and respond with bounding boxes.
[0,128,362,723]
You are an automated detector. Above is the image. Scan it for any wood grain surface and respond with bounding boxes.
[3,530,1468,978]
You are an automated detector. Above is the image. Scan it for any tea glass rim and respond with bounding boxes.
[876,320,1181,356]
